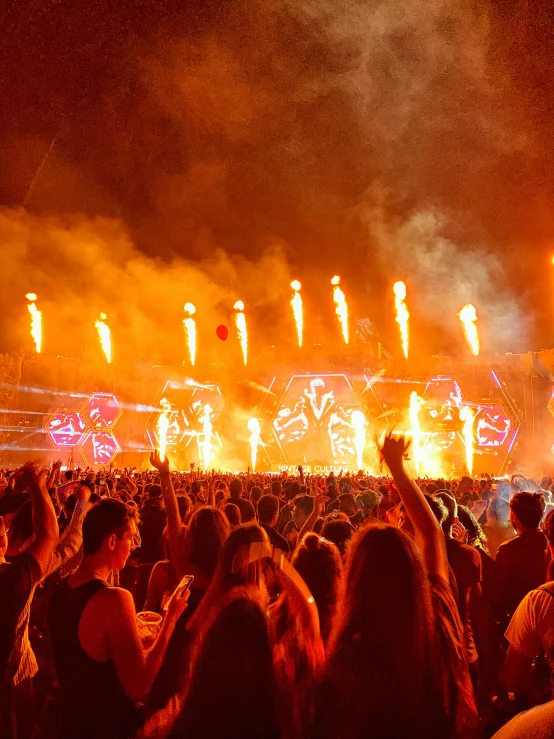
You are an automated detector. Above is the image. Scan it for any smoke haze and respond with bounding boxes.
[1,0,553,356]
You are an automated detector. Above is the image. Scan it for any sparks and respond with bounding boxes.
[393,281,409,359]
[409,391,424,476]
[183,303,197,366]
[95,313,112,364]
[25,293,42,353]
[459,406,475,476]
[156,398,171,462]
[458,304,480,356]
[290,280,303,348]
[350,410,366,470]
[247,417,261,471]
[331,275,349,344]
[234,300,248,366]
[198,403,213,470]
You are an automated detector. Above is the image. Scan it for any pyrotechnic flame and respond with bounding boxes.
[183,303,197,366]
[156,398,171,462]
[350,410,366,470]
[290,280,303,348]
[199,403,213,469]
[459,406,475,476]
[234,300,248,366]
[409,392,424,476]
[458,304,480,356]
[247,417,261,471]
[331,275,349,345]
[94,312,112,363]
[25,293,42,353]
[393,281,409,359]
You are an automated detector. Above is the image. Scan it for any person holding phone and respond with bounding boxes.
[48,498,190,739]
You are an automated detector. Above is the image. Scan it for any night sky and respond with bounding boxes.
[1,0,553,358]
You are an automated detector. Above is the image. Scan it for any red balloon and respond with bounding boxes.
[216,324,229,341]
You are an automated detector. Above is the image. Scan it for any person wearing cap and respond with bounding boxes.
[492,492,547,633]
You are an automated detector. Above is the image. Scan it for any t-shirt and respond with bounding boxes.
[260,524,290,555]
[0,553,41,738]
[491,700,554,739]
[505,583,554,694]
[445,538,482,664]
[493,529,547,627]
[229,495,256,523]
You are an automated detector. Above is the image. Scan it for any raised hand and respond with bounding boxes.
[150,450,170,475]
[75,482,92,506]
[379,433,411,470]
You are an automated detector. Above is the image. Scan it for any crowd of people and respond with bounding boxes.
[2,441,554,739]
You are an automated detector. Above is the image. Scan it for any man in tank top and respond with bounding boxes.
[48,498,190,739]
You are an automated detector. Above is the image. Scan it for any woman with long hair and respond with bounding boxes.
[315,435,477,739]
[168,588,280,739]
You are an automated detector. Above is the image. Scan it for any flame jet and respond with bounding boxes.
[95,313,112,363]
[183,303,197,366]
[458,304,480,356]
[459,406,475,475]
[331,275,349,344]
[247,417,261,471]
[393,282,409,359]
[234,301,248,366]
[25,293,42,353]
[290,280,303,348]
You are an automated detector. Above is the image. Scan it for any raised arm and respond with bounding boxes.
[104,584,190,702]
[150,451,184,575]
[297,483,328,545]
[379,434,449,582]
[43,483,92,578]
[21,465,60,574]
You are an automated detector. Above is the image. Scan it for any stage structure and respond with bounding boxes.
[1,348,554,478]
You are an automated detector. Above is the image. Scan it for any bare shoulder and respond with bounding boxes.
[87,585,135,621]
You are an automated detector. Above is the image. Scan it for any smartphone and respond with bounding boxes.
[115,474,121,479]
[99,480,106,486]
[175,575,194,598]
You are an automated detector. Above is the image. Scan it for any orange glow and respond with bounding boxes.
[409,391,424,476]
[393,281,409,359]
[234,300,248,366]
[290,280,303,348]
[183,303,197,366]
[459,406,475,476]
[156,398,171,462]
[247,417,261,471]
[25,293,42,353]
[458,304,480,356]
[350,410,366,470]
[199,403,213,469]
[331,275,349,344]
[94,313,112,363]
